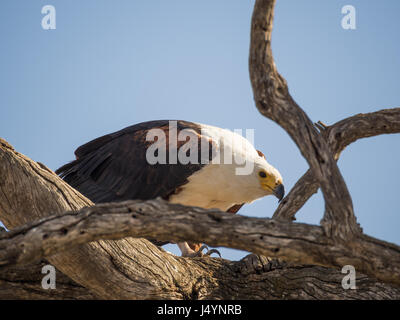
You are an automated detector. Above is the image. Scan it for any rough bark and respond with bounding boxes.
[0,260,98,300]
[0,138,186,299]
[249,0,360,240]
[0,0,399,300]
[0,199,400,285]
[273,108,400,221]
[2,253,399,300]
[1,139,400,299]
[1,195,400,286]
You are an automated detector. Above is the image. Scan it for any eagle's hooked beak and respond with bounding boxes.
[273,184,285,202]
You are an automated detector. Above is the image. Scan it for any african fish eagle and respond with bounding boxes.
[56,120,284,257]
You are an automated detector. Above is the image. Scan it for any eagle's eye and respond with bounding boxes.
[258,171,267,178]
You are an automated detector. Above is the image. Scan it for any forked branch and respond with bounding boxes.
[249,0,360,239]
[274,108,400,221]
[0,0,399,300]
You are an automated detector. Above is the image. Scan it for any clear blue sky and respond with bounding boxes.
[1,1,399,261]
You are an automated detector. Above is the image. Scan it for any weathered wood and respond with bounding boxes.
[1,196,399,286]
[2,253,398,300]
[249,0,360,240]
[0,138,172,299]
[1,139,400,298]
[0,260,98,300]
[0,0,399,300]
[273,108,400,221]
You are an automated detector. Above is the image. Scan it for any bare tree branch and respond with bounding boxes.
[1,187,400,286]
[1,137,400,298]
[2,253,399,300]
[0,138,183,299]
[274,108,400,221]
[1,0,399,300]
[249,0,360,239]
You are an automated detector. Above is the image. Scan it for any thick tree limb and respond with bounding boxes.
[1,223,94,299]
[274,108,400,221]
[0,260,98,299]
[2,254,398,300]
[0,197,399,286]
[0,138,184,299]
[249,0,360,239]
[1,0,399,300]
[1,139,400,298]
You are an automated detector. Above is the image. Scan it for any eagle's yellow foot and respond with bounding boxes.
[194,244,221,258]
[178,242,221,258]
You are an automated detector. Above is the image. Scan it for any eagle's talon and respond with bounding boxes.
[181,244,221,258]
[204,248,221,258]
[194,244,209,257]
[195,245,221,258]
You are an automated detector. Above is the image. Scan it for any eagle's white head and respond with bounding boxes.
[169,123,284,211]
[242,149,285,202]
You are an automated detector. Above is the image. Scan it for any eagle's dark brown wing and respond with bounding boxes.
[56,120,209,203]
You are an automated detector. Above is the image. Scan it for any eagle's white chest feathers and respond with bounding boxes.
[169,164,244,211]
[168,123,268,211]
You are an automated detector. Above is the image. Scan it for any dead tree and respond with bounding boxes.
[0,0,399,299]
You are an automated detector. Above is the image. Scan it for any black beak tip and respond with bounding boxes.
[274,184,285,203]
